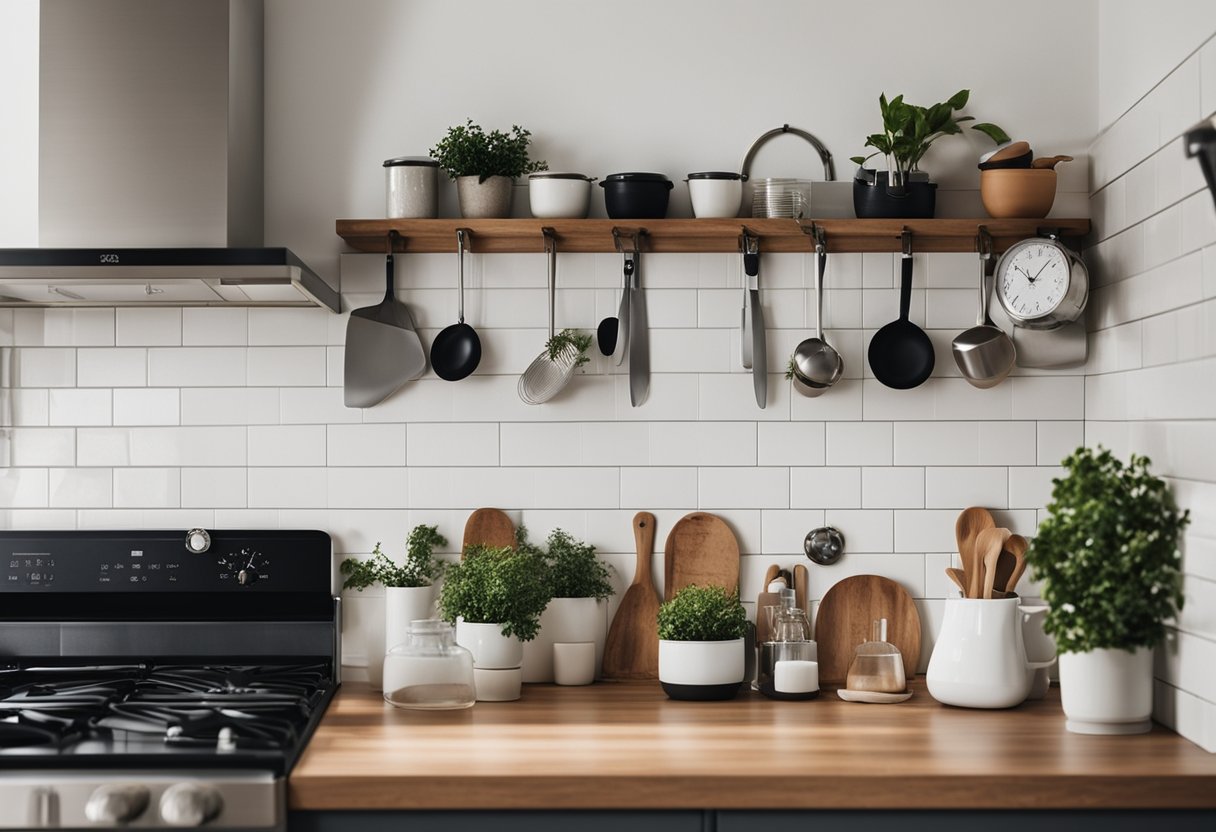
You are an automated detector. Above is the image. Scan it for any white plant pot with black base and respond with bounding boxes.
[659,638,746,701]
[1058,646,1154,735]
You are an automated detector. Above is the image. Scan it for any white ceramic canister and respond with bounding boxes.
[685,171,743,218]
[384,156,439,218]
[528,172,595,218]
[926,597,1055,709]
[521,597,607,683]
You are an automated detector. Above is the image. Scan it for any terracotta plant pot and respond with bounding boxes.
[456,175,514,218]
[980,168,1057,218]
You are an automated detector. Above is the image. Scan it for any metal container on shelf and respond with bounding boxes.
[384,156,440,218]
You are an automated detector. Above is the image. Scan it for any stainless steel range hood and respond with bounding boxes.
[0,0,339,312]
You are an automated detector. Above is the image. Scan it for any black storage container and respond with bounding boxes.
[600,172,673,219]
[853,171,937,219]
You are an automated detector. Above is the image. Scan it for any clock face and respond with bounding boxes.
[999,242,1070,321]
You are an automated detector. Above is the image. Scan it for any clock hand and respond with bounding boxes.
[1014,265,1033,280]
[1032,260,1052,281]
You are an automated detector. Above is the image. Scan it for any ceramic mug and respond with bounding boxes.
[926,597,1055,709]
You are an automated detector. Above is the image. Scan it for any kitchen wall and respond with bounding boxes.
[0,2,1102,676]
[1086,2,1216,751]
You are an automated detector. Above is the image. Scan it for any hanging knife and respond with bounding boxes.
[744,234,766,408]
[628,250,649,407]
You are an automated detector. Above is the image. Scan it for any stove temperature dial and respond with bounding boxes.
[159,783,222,827]
[217,548,269,586]
[84,784,150,825]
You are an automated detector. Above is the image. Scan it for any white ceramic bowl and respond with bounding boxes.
[528,173,594,218]
[686,173,743,218]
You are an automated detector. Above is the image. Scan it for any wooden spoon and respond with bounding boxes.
[955,507,996,598]
[794,564,809,612]
[602,512,661,680]
[945,567,968,595]
[1031,155,1074,170]
[1003,534,1030,593]
[975,527,1013,599]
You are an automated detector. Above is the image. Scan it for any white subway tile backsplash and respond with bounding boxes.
[861,467,924,509]
[78,349,146,387]
[49,468,112,508]
[0,469,49,508]
[14,309,114,347]
[825,422,892,466]
[48,389,111,426]
[895,509,960,553]
[279,387,361,424]
[0,389,49,426]
[824,509,893,552]
[181,468,248,509]
[149,348,245,387]
[621,467,698,509]
[894,422,979,466]
[113,389,179,426]
[924,467,1008,510]
[652,422,757,467]
[327,424,407,467]
[248,467,327,509]
[113,467,180,508]
[328,467,410,509]
[248,425,326,467]
[406,423,500,467]
[790,467,860,509]
[756,422,824,467]
[978,421,1038,466]
[10,428,75,466]
[1037,421,1084,466]
[180,388,279,425]
[248,347,326,387]
[700,467,788,509]
[124,427,247,467]
[247,309,330,346]
[760,509,825,556]
[182,308,248,346]
[115,308,182,346]
[1010,376,1085,420]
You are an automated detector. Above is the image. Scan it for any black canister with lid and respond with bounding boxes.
[600,172,674,219]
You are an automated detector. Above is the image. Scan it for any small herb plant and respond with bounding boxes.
[1026,447,1189,654]
[546,328,593,370]
[850,90,1009,185]
[785,356,797,381]
[339,525,447,590]
[439,544,551,641]
[517,526,614,600]
[429,120,548,182]
[658,585,748,642]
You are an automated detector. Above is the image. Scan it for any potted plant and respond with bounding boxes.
[657,585,748,701]
[439,543,551,701]
[518,528,615,683]
[339,525,448,691]
[429,119,548,218]
[849,90,1009,218]
[1026,447,1189,735]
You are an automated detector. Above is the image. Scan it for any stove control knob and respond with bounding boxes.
[185,528,211,554]
[237,568,257,585]
[159,783,222,827]
[85,784,150,825]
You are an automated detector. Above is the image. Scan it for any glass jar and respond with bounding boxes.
[759,589,818,700]
[382,619,476,710]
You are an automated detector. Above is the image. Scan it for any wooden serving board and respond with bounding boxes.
[602,512,661,680]
[663,512,740,600]
[461,508,516,557]
[814,574,921,686]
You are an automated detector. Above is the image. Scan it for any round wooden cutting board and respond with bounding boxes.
[814,574,921,687]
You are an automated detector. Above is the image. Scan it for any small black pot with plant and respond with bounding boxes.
[850,90,1009,219]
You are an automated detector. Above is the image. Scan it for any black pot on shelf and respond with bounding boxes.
[853,169,937,219]
[600,172,673,219]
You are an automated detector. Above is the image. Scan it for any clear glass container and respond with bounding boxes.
[845,618,906,694]
[382,619,476,710]
[759,589,819,700]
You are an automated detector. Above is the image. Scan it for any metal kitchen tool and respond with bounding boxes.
[343,231,427,408]
[742,231,767,408]
[611,228,635,366]
[791,224,843,395]
[868,229,934,389]
[952,228,1016,389]
[804,526,845,565]
[430,228,482,382]
[518,229,577,405]
[626,236,650,407]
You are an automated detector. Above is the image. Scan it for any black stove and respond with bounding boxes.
[0,529,339,830]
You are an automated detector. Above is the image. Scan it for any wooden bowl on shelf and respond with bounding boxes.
[980,169,1057,218]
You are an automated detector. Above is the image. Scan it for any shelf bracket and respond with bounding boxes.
[901,227,913,258]
[541,226,557,254]
[612,227,645,254]
[976,226,993,261]
[740,227,759,256]
[387,229,400,255]
[456,227,472,254]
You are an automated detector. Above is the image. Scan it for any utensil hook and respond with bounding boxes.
[612,227,643,281]
[901,228,913,259]
[455,228,470,324]
[975,226,993,261]
[384,230,400,300]
[740,228,760,256]
[542,227,557,339]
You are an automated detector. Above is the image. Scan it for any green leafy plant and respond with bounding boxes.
[516,526,614,600]
[849,90,1009,185]
[339,525,448,590]
[429,119,548,182]
[1026,447,1189,654]
[784,356,797,381]
[545,328,593,370]
[439,544,551,641]
[657,585,748,642]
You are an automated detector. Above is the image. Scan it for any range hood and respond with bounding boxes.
[0,0,339,312]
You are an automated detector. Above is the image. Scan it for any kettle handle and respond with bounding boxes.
[1018,604,1056,669]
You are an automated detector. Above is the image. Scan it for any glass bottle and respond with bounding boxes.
[383,619,476,710]
[759,588,818,700]
[845,618,906,694]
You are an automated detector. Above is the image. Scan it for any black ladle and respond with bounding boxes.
[597,316,618,356]
[430,228,482,382]
[868,231,934,389]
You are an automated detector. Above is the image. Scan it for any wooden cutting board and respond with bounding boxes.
[663,512,740,600]
[603,512,660,680]
[814,575,921,687]
[461,508,516,557]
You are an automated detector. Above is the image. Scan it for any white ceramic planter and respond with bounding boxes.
[658,638,746,701]
[455,621,523,670]
[456,175,514,218]
[521,597,607,683]
[384,585,437,653]
[528,173,593,218]
[341,589,386,691]
[472,667,523,702]
[926,597,1055,709]
[686,175,742,218]
[1059,646,1154,735]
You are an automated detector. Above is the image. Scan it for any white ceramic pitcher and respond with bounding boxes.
[927,596,1055,709]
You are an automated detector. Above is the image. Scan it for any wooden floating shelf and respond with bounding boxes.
[336,217,1091,255]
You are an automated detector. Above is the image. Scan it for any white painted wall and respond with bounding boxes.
[0,0,38,247]
[1087,7,1216,751]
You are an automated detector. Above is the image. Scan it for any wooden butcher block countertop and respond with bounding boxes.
[289,680,1216,811]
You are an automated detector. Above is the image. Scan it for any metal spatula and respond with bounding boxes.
[343,232,427,408]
